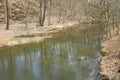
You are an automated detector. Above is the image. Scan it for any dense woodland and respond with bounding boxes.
[0,0,120,38]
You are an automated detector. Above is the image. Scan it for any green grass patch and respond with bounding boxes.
[101,49,109,56]
[112,76,120,80]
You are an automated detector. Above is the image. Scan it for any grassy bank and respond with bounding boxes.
[0,21,78,48]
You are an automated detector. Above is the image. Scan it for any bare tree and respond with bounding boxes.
[4,0,9,30]
[42,0,47,26]
[38,0,47,26]
[48,0,52,26]
[26,0,30,29]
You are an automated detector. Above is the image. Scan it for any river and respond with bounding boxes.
[0,24,103,80]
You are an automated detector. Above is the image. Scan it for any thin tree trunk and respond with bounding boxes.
[4,0,9,30]
[41,0,47,26]
[58,11,62,23]
[105,2,111,38]
[115,13,119,35]
[48,0,52,26]
[39,0,42,26]
[26,0,29,29]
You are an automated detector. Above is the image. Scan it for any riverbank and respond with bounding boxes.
[100,30,120,80]
[0,21,78,48]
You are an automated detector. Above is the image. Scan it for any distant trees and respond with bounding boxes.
[37,0,84,26]
[1,0,120,35]
[86,0,120,38]
[101,0,120,37]
[2,0,85,29]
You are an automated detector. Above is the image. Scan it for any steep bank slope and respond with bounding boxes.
[101,34,120,80]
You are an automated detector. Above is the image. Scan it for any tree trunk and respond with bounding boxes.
[39,0,42,26]
[48,0,52,26]
[41,0,47,26]
[105,1,111,38]
[4,0,9,30]
[26,0,29,29]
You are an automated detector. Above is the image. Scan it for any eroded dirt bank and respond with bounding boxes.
[0,22,78,48]
[100,34,120,80]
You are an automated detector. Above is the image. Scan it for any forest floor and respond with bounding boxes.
[0,21,78,48]
[100,29,120,80]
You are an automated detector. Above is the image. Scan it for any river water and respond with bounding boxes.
[0,24,103,80]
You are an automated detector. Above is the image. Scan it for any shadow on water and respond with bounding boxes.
[0,24,104,80]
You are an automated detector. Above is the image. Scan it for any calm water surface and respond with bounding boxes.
[0,24,103,80]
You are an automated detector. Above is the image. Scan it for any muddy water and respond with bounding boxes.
[0,24,103,80]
